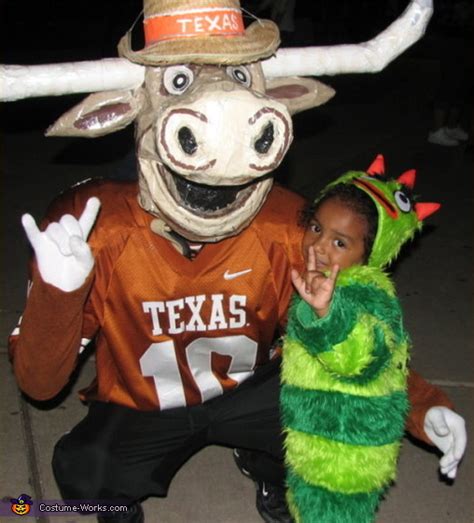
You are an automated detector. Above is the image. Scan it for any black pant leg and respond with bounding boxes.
[52,401,208,502]
[207,359,286,486]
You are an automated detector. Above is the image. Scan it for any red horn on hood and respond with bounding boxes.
[366,154,385,176]
[415,202,441,221]
[397,169,416,189]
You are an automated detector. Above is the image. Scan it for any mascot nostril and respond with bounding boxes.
[178,126,198,155]
[254,122,274,154]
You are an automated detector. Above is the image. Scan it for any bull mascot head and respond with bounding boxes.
[1,0,433,243]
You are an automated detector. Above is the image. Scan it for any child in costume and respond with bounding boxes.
[280,154,441,523]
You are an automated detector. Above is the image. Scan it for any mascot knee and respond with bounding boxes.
[52,433,109,500]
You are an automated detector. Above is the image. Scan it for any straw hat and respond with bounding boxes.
[118,0,280,66]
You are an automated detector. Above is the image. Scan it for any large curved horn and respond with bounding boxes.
[0,0,432,101]
[0,59,144,102]
[261,0,433,78]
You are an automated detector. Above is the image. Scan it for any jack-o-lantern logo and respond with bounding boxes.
[10,494,33,516]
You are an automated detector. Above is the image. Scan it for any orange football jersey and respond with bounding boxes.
[10,179,305,410]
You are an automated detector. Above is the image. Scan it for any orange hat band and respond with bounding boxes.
[144,7,245,45]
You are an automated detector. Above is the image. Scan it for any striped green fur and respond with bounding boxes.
[281,266,410,522]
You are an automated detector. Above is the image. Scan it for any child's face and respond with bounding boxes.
[302,197,368,271]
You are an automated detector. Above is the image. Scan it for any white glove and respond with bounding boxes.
[424,406,467,479]
[22,197,101,292]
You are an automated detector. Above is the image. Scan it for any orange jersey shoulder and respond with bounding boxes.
[44,178,151,248]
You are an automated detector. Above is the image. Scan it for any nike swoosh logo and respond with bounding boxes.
[224,269,252,280]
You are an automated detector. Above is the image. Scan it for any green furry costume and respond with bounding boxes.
[280,155,440,523]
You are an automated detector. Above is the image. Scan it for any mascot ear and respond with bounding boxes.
[265,77,335,115]
[46,89,144,138]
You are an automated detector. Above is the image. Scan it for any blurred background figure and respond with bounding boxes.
[426,0,472,147]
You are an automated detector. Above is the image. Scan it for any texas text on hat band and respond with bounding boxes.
[144,7,245,45]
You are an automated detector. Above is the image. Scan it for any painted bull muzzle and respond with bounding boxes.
[136,64,292,241]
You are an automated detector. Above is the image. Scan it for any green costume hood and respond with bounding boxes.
[321,154,441,268]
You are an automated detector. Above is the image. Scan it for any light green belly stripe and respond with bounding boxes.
[282,338,408,398]
[285,429,401,494]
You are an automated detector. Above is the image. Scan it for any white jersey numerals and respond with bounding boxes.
[139,335,258,409]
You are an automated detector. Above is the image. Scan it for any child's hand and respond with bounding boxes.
[291,246,339,317]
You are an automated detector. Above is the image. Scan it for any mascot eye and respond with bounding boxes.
[394,190,412,212]
[163,66,194,95]
[226,66,251,87]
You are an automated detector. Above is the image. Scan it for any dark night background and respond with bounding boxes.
[1,0,472,128]
[3,0,456,62]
